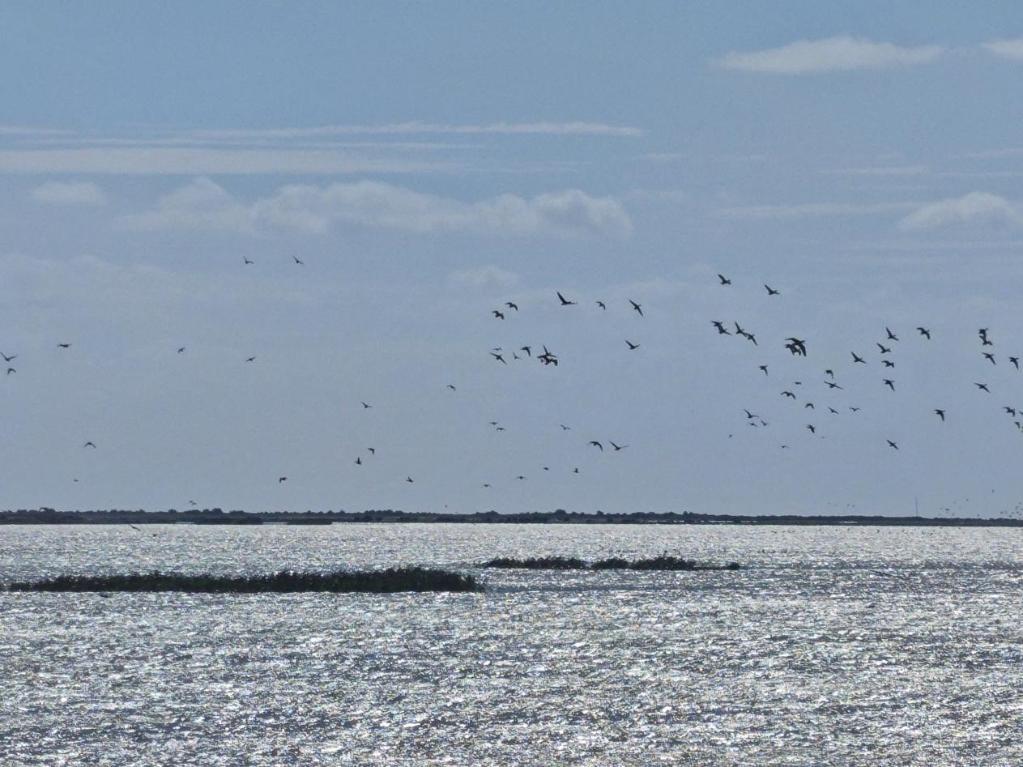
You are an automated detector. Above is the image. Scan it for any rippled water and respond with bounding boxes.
[1,524,1021,765]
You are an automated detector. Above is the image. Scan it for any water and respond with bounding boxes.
[1,524,1021,765]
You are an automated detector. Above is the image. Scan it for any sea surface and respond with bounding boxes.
[1,523,1021,766]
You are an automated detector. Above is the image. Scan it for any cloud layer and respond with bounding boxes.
[119,178,632,239]
[716,36,943,74]
[982,38,1023,60]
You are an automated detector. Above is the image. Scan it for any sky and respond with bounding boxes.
[4,2,1023,516]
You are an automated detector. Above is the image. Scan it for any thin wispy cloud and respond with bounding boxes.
[982,38,1023,60]
[30,181,106,206]
[0,148,455,175]
[447,265,521,290]
[715,36,943,74]
[899,192,1023,231]
[119,177,633,239]
[189,121,645,140]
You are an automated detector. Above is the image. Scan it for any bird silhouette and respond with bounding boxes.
[885,327,899,341]
[355,457,362,466]
[629,299,643,316]
[975,383,990,393]
[983,352,996,365]
[712,321,730,335]
[589,440,604,451]
[83,441,96,448]
[368,448,375,455]
[560,424,571,431]
[759,365,769,376]
[806,424,816,434]
[491,352,507,364]
[492,310,505,320]
[610,441,628,451]
[505,302,519,311]
[718,274,732,285]
[278,476,287,483]
[292,256,304,265]
[785,338,807,356]
[764,284,780,296]
[0,352,16,362]
[877,343,892,354]
[596,300,607,310]
[5,368,14,376]
[851,352,866,364]
[625,340,640,350]
[245,356,256,362]
[882,360,895,368]
[520,346,532,357]
[1011,357,1020,370]
[917,327,931,339]
[361,401,372,409]
[935,409,946,421]
[447,384,457,391]
[58,343,71,349]
[781,391,796,399]
[887,440,899,450]
[406,476,414,483]
[177,347,186,354]
[883,379,895,391]
[243,256,254,265]
[556,291,576,306]
[825,381,843,390]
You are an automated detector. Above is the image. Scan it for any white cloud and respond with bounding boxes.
[899,192,1023,231]
[716,36,943,74]
[118,178,255,233]
[119,178,633,239]
[0,148,452,175]
[30,181,107,206]
[982,38,1023,60]
[190,121,645,140]
[447,266,520,290]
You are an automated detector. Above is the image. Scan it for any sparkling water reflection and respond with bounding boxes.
[1,524,1021,765]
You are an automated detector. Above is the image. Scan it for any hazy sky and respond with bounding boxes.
[4,2,1023,516]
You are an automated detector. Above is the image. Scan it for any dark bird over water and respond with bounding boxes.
[984,352,996,365]
[759,365,769,376]
[782,391,796,399]
[556,291,576,306]
[882,360,895,368]
[1011,357,1020,370]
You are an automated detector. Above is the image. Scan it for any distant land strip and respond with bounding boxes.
[3,508,1023,527]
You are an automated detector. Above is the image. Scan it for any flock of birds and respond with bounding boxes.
[11,252,1023,517]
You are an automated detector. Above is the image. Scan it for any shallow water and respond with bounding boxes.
[1,524,1021,765]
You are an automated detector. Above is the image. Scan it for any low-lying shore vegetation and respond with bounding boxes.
[482,555,741,571]
[5,567,481,593]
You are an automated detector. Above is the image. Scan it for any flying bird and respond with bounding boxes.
[885,327,899,342]
[5,368,14,376]
[447,384,457,391]
[785,338,807,356]
[609,441,628,451]
[58,343,71,349]
[825,381,843,390]
[492,310,505,320]
[355,457,362,466]
[781,391,796,399]
[0,352,16,362]
[882,360,895,368]
[759,365,769,376]
[718,274,732,286]
[917,327,931,339]
[983,352,996,365]
[292,256,304,265]
[361,401,372,409]
[406,477,414,483]
[975,383,990,393]
[629,299,643,316]
[83,441,96,448]
[556,291,576,306]
[596,300,607,310]
[934,409,946,422]
[887,440,899,450]
[877,343,892,354]
[245,356,256,362]
[883,379,895,391]
[278,477,287,483]
[625,340,640,350]
[806,424,816,434]
[589,440,604,451]
[491,352,507,364]
[520,346,532,357]
[177,347,186,354]
[1011,357,1020,370]
[764,284,780,296]
[505,302,519,311]
[243,256,254,265]
[851,352,866,364]
[712,321,730,335]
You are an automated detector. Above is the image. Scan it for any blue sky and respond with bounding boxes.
[3,2,1023,516]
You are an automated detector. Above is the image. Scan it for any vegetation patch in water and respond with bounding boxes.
[5,567,481,593]
[482,555,740,571]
